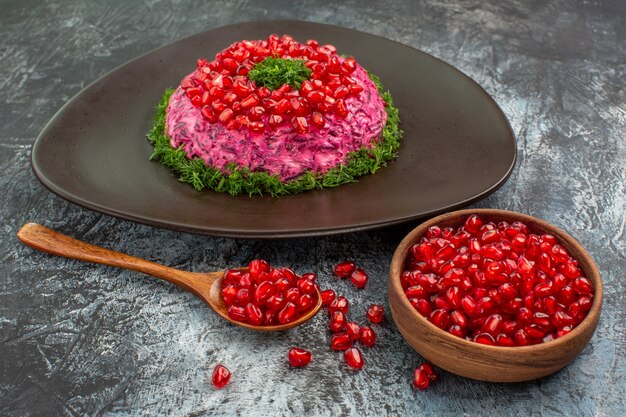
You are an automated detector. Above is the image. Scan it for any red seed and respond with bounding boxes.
[412,368,430,390]
[359,326,377,346]
[366,304,385,324]
[245,303,264,325]
[331,332,353,350]
[346,322,362,340]
[227,305,247,322]
[292,116,309,133]
[288,347,312,367]
[329,311,347,332]
[429,309,450,330]
[249,259,270,280]
[221,284,238,306]
[334,261,356,278]
[474,332,495,345]
[413,298,432,316]
[329,296,349,314]
[235,288,251,306]
[297,278,316,295]
[254,281,274,304]
[464,214,483,234]
[265,294,286,311]
[277,302,297,324]
[344,347,364,369]
[297,294,315,312]
[419,362,438,382]
[572,277,593,294]
[320,289,336,306]
[284,287,301,303]
[350,269,369,289]
[212,364,231,388]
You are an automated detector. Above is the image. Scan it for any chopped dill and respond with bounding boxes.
[248,57,312,90]
[147,71,403,197]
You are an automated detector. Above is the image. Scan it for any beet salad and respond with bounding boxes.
[148,34,402,196]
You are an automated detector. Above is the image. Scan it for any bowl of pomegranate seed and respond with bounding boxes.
[388,209,602,382]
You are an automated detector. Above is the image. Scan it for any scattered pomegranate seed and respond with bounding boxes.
[366,304,385,324]
[334,261,356,278]
[212,364,231,388]
[402,215,594,346]
[329,311,347,332]
[350,269,369,289]
[418,362,438,382]
[320,289,336,306]
[359,326,377,347]
[346,322,362,340]
[344,347,364,369]
[288,348,312,367]
[412,368,429,390]
[329,296,349,314]
[331,332,353,350]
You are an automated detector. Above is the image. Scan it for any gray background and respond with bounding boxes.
[1,0,624,416]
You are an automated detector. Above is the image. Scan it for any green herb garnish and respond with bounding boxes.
[147,72,403,197]
[247,57,312,90]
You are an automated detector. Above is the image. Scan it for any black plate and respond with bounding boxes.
[31,20,516,238]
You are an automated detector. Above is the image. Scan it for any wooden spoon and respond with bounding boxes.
[17,223,322,331]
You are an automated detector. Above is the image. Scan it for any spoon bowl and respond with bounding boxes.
[17,223,321,331]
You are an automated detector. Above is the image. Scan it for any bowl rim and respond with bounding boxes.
[389,208,603,354]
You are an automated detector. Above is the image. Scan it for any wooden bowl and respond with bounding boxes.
[388,209,602,382]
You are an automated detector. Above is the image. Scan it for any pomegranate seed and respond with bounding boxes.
[292,116,309,133]
[419,363,438,382]
[350,269,369,289]
[221,284,238,305]
[413,298,432,316]
[335,99,348,118]
[366,304,384,324]
[249,259,270,279]
[346,322,362,340]
[429,309,450,329]
[284,287,301,303]
[344,347,364,369]
[288,348,312,367]
[359,326,377,346]
[277,302,297,324]
[572,277,593,294]
[329,296,349,314]
[297,294,315,311]
[465,214,483,234]
[474,332,496,345]
[334,261,356,278]
[254,281,274,304]
[320,289,336,306]
[496,333,516,346]
[235,288,251,305]
[297,278,316,295]
[245,303,263,325]
[212,365,231,388]
[266,294,286,311]
[228,305,247,322]
[329,311,347,332]
[412,368,429,390]
[310,111,325,128]
[331,332,353,350]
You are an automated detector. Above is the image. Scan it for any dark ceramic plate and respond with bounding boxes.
[32,20,516,238]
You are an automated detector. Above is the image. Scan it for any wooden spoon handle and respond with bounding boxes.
[16,223,211,292]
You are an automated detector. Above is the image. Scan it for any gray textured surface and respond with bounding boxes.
[1,0,624,416]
